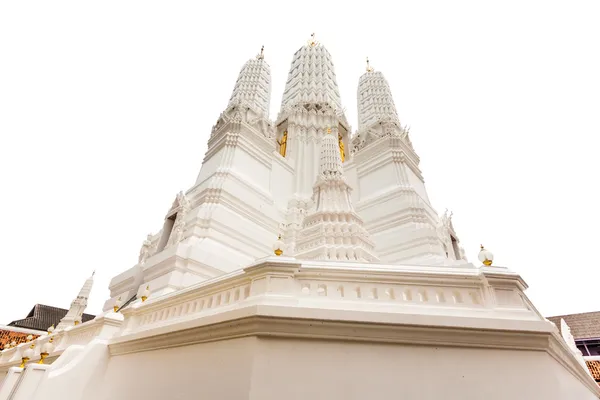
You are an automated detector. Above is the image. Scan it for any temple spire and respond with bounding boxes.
[295,131,378,262]
[356,68,400,131]
[280,39,344,114]
[227,51,271,118]
[56,272,94,329]
[366,57,374,72]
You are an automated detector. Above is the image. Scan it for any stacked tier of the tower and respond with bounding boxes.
[57,273,94,329]
[103,43,466,312]
[295,131,378,261]
[104,52,286,309]
[275,43,352,253]
[345,69,460,265]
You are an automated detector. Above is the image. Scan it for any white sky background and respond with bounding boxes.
[0,0,598,323]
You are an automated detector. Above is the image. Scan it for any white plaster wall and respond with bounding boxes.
[357,162,397,201]
[250,338,597,400]
[185,236,255,271]
[89,338,257,400]
[344,162,359,204]
[406,166,431,205]
[270,157,294,210]
[204,205,273,255]
[195,146,225,186]
[231,147,271,195]
[82,337,597,400]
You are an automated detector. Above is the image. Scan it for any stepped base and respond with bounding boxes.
[3,258,598,400]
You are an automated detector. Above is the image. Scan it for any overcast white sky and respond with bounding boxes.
[1,0,598,323]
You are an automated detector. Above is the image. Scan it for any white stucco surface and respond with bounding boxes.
[1,39,597,400]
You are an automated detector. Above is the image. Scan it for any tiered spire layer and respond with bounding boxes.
[280,44,343,112]
[357,70,401,130]
[228,56,271,118]
[295,131,379,262]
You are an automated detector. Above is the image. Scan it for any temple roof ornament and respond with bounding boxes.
[308,32,318,47]
[273,235,284,256]
[141,285,150,302]
[56,272,94,329]
[138,234,153,265]
[366,57,374,72]
[295,133,379,262]
[20,343,34,368]
[478,245,494,266]
[39,337,55,365]
[227,53,271,118]
[279,38,344,115]
[114,297,122,313]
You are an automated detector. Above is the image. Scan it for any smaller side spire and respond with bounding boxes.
[56,273,94,329]
[320,128,343,178]
[295,132,379,262]
[227,50,272,118]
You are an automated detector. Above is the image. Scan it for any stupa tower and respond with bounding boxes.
[104,40,465,312]
[105,47,283,307]
[345,61,462,264]
[56,272,94,329]
[295,128,378,261]
[275,34,352,252]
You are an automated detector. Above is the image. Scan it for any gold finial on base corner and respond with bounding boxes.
[113,296,122,312]
[38,337,54,364]
[326,127,332,134]
[366,57,374,72]
[273,235,284,256]
[479,244,493,266]
[20,344,35,367]
[141,285,150,302]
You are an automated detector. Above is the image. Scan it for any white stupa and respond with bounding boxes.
[0,37,597,400]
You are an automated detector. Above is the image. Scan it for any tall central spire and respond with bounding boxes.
[280,40,343,113]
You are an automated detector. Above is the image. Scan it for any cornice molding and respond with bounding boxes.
[107,310,599,396]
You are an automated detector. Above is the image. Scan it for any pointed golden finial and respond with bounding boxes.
[273,235,284,256]
[366,57,374,72]
[478,244,494,266]
[38,337,54,364]
[308,33,317,47]
[141,285,150,302]
[20,344,35,368]
[257,45,264,60]
[327,127,332,134]
[113,296,122,312]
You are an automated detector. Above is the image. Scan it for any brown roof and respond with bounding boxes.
[0,330,40,350]
[8,304,95,332]
[547,311,600,340]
